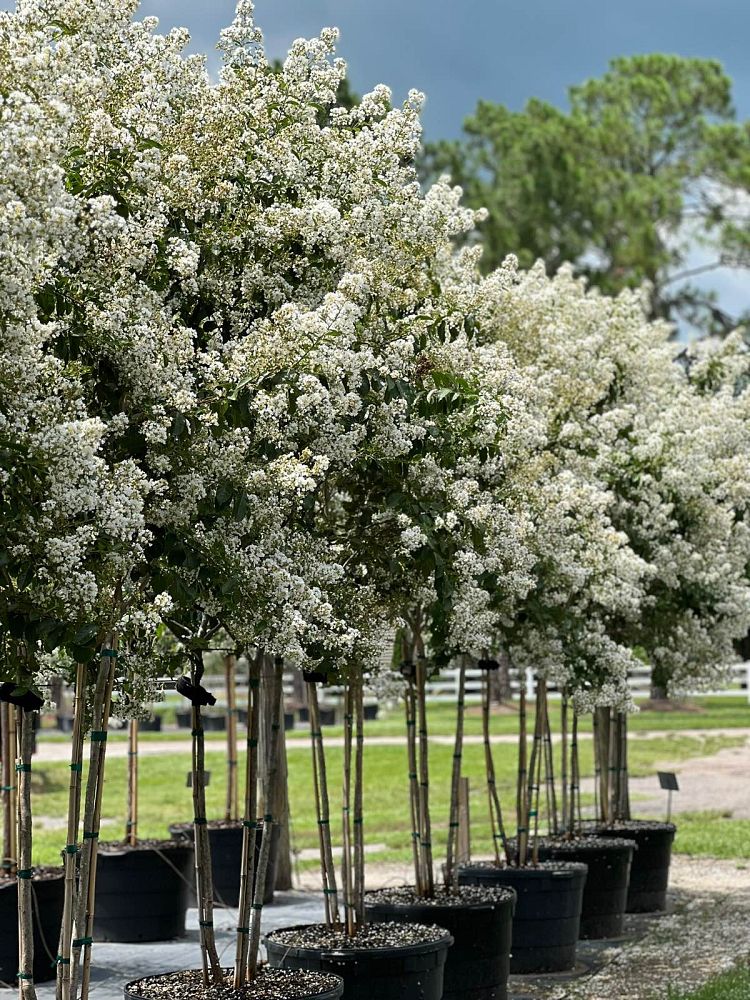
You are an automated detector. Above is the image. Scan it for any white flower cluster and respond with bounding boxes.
[2,0,749,715]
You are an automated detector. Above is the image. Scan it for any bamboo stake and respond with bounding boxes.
[353,678,365,928]
[77,644,116,1000]
[570,714,581,834]
[224,655,238,823]
[540,681,557,836]
[620,712,631,822]
[560,694,569,835]
[191,696,222,985]
[524,683,543,865]
[16,708,36,1000]
[608,709,618,824]
[247,658,283,976]
[1,702,16,876]
[404,677,422,895]
[414,644,434,898]
[596,708,612,826]
[446,656,467,890]
[530,692,544,865]
[57,663,86,1000]
[126,720,138,846]
[341,682,354,935]
[481,668,507,866]
[233,652,260,987]
[592,709,600,824]
[517,686,528,866]
[308,682,340,927]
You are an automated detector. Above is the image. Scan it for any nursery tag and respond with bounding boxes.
[657,771,679,791]
[186,771,211,787]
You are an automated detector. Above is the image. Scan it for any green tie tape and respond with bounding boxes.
[90,731,107,742]
[101,649,118,659]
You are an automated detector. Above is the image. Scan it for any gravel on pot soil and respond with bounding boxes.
[0,866,61,883]
[267,921,448,951]
[99,840,189,853]
[365,884,515,907]
[461,859,588,873]
[586,820,676,832]
[128,968,340,1000]
[529,835,637,851]
[170,820,243,832]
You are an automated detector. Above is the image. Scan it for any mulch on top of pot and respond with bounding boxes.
[517,834,637,852]
[127,968,340,1000]
[170,819,243,833]
[98,839,190,852]
[365,884,515,907]
[460,859,588,872]
[267,921,447,950]
[0,865,62,883]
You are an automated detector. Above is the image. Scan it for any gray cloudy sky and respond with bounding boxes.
[6,0,750,327]
[136,0,750,140]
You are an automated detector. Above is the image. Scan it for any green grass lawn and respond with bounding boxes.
[28,730,744,869]
[665,965,750,999]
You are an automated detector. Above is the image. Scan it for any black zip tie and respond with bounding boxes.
[317,819,329,826]
[263,813,273,822]
[69,763,82,772]
[83,831,99,839]
[56,957,70,965]
[90,731,107,742]
[311,730,322,739]
[353,818,363,825]
[227,758,238,766]
[249,678,259,688]
[247,738,258,747]
[127,751,137,757]
[323,888,337,894]
[199,920,213,927]
[16,972,33,980]
[236,925,249,933]
[72,937,92,947]
[452,753,462,760]
[16,869,33,879]
[406,720,416,727]
[449,822,459,828]
[191,729,201,737]
[252,904,263,911]
[101,649,118,658]
[271,723,280,731]
[408,772,417,779]
[193,817,207,825]
[64,845,78,854]
[242,821,257,830]
[16,764,31,773]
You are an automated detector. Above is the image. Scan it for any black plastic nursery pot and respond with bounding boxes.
[124,968,344,1000]
[265,922,453,1000]
[138,715,162,732]
[175,709,191,729]
[0,869,64,983]
[458,862,587,974]
[201,714,226,732]
[532,837,634,939]
[94,842,194,943]
[595,821,676,913]
[284,711,296,731]
[365,885,515,1000]
[363,704,379,721]
[169,820,279,907]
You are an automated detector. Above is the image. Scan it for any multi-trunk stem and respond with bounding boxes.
[2,701,17,876]
[445,656,467,890]
[190,651,222,987]
[247,656,284,978]
[233,651,261,987]
[224,654,238,823]
[126,720,138,846]
[308,681,340,928]
[481,664,508,867]
[16,708,36,1000]
[57,662,86,1000]
[72,642,117,1000]
[341,677,366,935]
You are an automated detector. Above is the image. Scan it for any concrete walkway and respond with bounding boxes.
[32,728,750,761]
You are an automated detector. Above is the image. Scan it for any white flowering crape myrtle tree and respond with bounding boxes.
[472,260,750,827]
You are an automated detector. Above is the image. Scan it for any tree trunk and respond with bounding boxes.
[73,644,116,1000]
[126,720,138,846]
[16,709,36,1000]
[233,652,260,988]
[57,663,86,1000]
[224,655,238,823]
[247,658,283,977]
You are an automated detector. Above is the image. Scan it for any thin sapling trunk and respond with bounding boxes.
[2,701,17,875]
[247,656,284,978]
[57,663,86,1000]
[481,663,508,867]
[126,720,138,846]
[233,652,260,987]
[16,707,36,1000]
[308,680,339,928]
[445,656,467,890]
[224,654,238,823]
